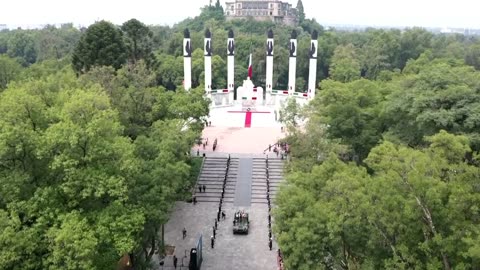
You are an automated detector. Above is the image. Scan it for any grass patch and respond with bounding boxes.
[179,157,204,201]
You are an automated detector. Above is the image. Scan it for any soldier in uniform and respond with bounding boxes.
[173,255,178,269]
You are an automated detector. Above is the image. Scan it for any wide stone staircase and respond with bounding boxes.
[251,157,284,204]
[195,157,239,203]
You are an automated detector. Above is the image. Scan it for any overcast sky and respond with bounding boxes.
[1,0,479,29]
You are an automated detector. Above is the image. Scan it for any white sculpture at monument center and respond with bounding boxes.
[237,77,264,111]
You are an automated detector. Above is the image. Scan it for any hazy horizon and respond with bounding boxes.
[1,0,479,29]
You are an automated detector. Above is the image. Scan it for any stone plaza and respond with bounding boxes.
[153,105,286,270]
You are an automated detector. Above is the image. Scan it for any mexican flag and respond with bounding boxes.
[248,54,252,78]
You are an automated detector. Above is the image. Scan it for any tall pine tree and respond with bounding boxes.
[296,0,305,23]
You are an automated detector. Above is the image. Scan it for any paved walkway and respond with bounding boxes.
[154,105,284,269]
[194,127,285,155]
[158,202,278,270]
[233,159,253,207]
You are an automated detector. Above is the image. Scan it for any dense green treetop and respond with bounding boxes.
[0,55,208,269]
[72,20,127,74]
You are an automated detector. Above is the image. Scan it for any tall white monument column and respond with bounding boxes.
[266,29,274,94]
[288,30,297,96]
[308,30,318,100]
[227,30,235,103]
[204,29,212,99]
[183,29,192,91]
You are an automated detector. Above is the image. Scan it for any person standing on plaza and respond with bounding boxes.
[269,238,273,250]
[211,236,215,248]
[182,228,187,239]
[173,255,178,269]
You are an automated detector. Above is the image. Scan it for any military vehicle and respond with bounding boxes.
[233,210,249,234]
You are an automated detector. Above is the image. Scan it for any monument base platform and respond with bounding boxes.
[208,105,281,128]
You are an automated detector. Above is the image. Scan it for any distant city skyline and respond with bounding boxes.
[1,0,479,29]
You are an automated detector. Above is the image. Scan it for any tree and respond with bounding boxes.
[157,54,184,90]
[0,55,22,90]
[276,131,480,269]
[211,55,227,89]
[311,79,387,161]
[280,97,302,129]
[7,31,37,66]
[72,20,127,74]
[385,57,480,150]
[0,73,145,269]
[296,0,306,24]
[329,44,361,82]
[465,42,480,70]
[33,24,81,62]
[397,27,433,69]
[122,19,157,69]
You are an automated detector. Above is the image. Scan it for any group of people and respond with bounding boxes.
[266,157,273,251]
[266,141,289,160]
[195,137,219,157]
[192,184,207,205]
[233,210,248,225]
[210,154,230,249]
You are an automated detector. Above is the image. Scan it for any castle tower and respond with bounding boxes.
[204,29,212,98]
[288,30,297,95]
[307,30,318,99]
[183,29,192,90]
[266,29,274,93]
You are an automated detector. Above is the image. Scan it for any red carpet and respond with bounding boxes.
[244,111,252,128]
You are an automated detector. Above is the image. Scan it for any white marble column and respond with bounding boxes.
[288,30,297,95]
[308,30,318,100]
[183,29,192,91]
[204,29,212,98]
[266,29,274,94]
[227,30,235,97]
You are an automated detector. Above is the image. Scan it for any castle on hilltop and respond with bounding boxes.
[224,0,298,26]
